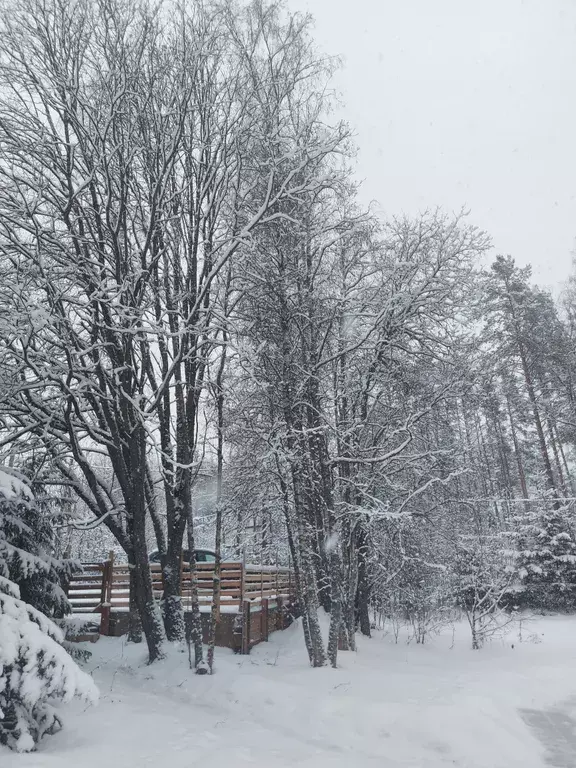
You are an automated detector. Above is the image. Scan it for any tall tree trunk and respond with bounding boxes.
[506,395,530,512]
[292,476,327,667]
[299,541,328,667]
[275,452,317,657]
[500,273,559,505]
[185,497,206,671]
[517,343,558,504]
[127,556,142,644]
[355,520,371,637]
[208,332,227,673]
[339,514,357,650]
[489,404,513,521]
[161,521,186,642]
[327,546,343,667]
[556,430,575,496]
[547,417,568,497]
[130,426,165,662]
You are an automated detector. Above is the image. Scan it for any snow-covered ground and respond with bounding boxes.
[4,614,576,767]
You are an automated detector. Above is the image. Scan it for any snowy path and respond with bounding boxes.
[3,615,576,767]
[520,707,576,767]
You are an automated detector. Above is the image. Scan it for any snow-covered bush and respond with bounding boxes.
[0,467,98,752]
[373,528,456,645]
[453,535,516,649]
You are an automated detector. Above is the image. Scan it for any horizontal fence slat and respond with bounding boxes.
[67,560,295,622]
[68,592,102,600]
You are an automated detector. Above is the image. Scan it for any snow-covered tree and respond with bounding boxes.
[0,467,97,752]
[513,502,576,611]
[0,0,351,661]
[453,534,515,649]
[3,474,75,621]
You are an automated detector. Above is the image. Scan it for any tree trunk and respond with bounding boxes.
[518,343,558,504]
[502,278,559,505]
[127,559,142,643]
[547,417,568,497]
[130,426,165,662]
[557,432,575,496]
[338,515,357,651]
[208,333,227,673]
[301,565,327,667]
[133,559,164,662]
[355,520,371,637]
[276,454,318,659]
[161,531,186,642]
[327,548,343,667]
[186,502,206,671]
[297,517,327,667]
[506,395,530,513]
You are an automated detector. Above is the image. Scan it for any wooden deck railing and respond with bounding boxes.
[66,559,295,635]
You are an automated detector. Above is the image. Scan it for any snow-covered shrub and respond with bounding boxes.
[399,564,455,645]
[453,535,516,649]
[374,532,456,645]
[0,467,98,752]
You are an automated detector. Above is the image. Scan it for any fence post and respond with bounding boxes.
[276,596,284,630]
[189,553,194,614]
[99,551,114,636]
[242,599,251,654]
[98,561,108,636]
[262,598,269,641]
[239,558,245,606]
[179,550,185,611]
[275,565,279,601]
[213,561,221,623]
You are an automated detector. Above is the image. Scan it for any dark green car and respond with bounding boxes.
[148,548,217,564]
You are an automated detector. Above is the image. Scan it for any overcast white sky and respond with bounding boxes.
[289,0,576,289]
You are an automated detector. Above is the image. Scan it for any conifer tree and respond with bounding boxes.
[513,502,576,611]
[0,467,97,752]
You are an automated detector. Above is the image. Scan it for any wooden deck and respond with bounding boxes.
[65,559,296,652]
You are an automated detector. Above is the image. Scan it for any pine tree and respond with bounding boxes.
[486,257,560,499]
[6,475,76,620]
[0,467,97,752]
[513,502,576,611]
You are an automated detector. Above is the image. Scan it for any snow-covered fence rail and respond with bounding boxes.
[65,559,296,648]
[65,562,107,614]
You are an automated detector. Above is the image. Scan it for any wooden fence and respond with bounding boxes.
[65,559,295,650]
